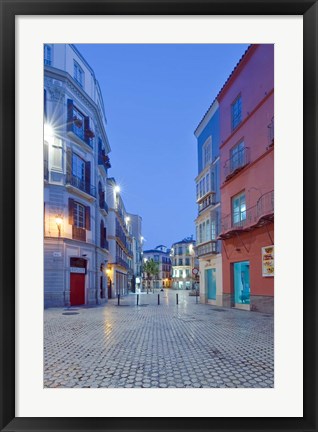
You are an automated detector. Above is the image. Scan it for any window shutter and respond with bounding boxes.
[85,206,91,231]
[68,198,74,225]
[84,116,90,142]
[104,227,107,242]
[67,99,74,131]
[66,148,72,183]
[85,161,91,194]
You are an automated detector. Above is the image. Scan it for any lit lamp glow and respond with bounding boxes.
[114,185,120,194]
[44,123,54,141]
[55,215,63,237]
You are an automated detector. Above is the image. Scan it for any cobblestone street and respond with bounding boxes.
[44,290,274,388]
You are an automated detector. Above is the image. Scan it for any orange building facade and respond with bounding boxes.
[218,44,274,313]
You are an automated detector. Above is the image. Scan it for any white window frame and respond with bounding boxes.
[74,202,85,228]
[202,137,212,169]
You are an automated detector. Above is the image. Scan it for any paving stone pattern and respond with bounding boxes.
[44,290,274,388]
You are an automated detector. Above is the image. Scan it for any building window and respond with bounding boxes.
[206,173,210,193]
[211,219,217,240]
[203,137,212,168]
[179,270,183,277]
[178,246,183,255]
[185,258,190,266]
[231,95,242,130]
[74,60,84,87]
[186,269,190,277]
[74,202,85,228]
[44,44,52,66]
[154,255,159,262]
[178,259,183,266]
[51,137,63,171]
[232,192,246,226]
[230,140,245,172]
[72,154,85,182]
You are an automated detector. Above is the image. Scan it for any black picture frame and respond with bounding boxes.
[0,1,317,431]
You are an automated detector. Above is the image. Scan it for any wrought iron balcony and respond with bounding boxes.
[99,195,108,213]
[219,190,274,239]
[198,193,216,214]
[98,152,111,170]
[67,121,93,149]
[116,256,129,269]
[224,147,250,180]
[66,174,96,197]
[196,240,218,257]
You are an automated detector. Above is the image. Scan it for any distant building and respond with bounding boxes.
[106,178,133,298]
[170,237,197,290]
[44,44,111,308]
[142,246,172,289]
[194,99,223,305]
[128,213,143,292]
[218,44,274,313]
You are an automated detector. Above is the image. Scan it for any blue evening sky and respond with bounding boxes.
[76,44,249,249]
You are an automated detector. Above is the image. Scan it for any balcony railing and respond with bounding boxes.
[196,240,218,257]
[72,226,86,242]
[116,256,129,269]
[99,196,108,213]
[224,147,250,180]
[68,121,93,149]
[219,190,274,238]
[98,152,111,170]
[198,193,216,214]
[66,174,96,197]
[268,118,274,146]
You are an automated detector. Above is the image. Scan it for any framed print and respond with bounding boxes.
[0,1,317,431]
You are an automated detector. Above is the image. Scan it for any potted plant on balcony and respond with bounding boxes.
[85,128,95,139]
[72,116,83,128]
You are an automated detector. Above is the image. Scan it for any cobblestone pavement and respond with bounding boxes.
[44,290,274,388]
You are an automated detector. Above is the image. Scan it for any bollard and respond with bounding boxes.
[147,288,149,294]
[196,291,198,304]
[137,294,139,306]
[117,293,120,306]
[158,294,160,305]
[176,293,178,305]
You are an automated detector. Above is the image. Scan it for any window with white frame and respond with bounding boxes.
[51,137,63,171]
[232,192,246,226]
[203,137,212,168]
[74,60,84,88]
[74,202,85,228]
[72,153,85,181]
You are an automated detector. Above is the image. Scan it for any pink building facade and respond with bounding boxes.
[218,45,274,313]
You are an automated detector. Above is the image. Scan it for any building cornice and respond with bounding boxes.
[194,100,219,138]
[44,66,111,154]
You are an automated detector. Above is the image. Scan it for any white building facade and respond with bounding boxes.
[194,100,223,305]
[170,238,197,290]
[44,44,111,307]
[106,178,133,298]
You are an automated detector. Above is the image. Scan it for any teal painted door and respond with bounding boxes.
[233,261,250,304]
[206,269,216,300]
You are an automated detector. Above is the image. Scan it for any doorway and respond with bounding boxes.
[233,261,250,306]
[70,273,85,306]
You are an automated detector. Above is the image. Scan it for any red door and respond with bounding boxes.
[70,273,85,306]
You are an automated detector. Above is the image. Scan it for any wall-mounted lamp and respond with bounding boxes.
[55,215,63,237]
